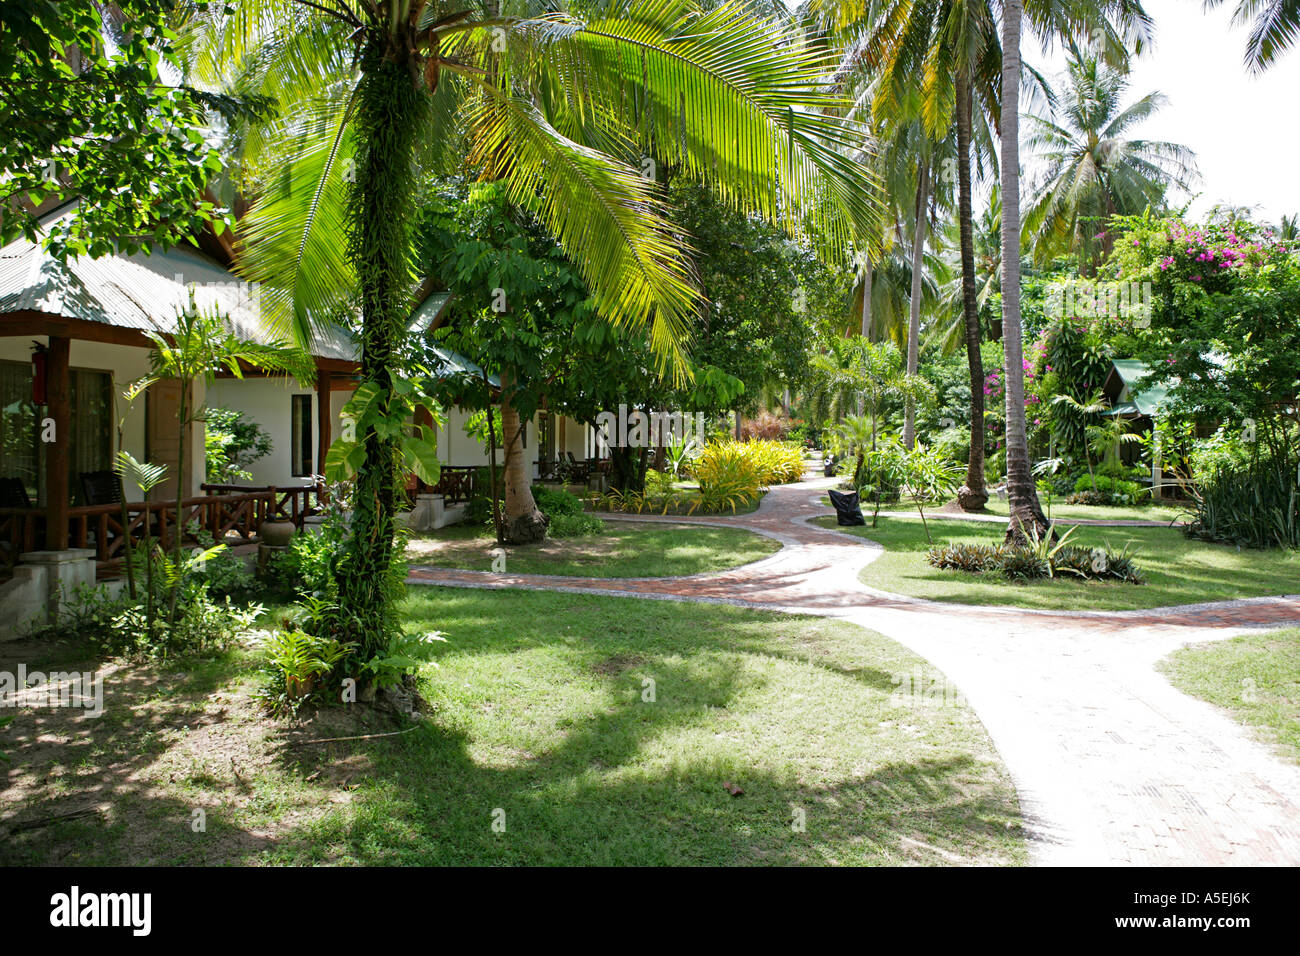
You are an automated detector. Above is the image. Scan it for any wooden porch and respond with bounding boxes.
[0,483,325,574]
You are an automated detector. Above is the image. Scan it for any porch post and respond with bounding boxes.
[44,335,71,551]
[316,369,332,477]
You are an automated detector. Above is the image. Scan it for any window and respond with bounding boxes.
[0,361,111,505]
[69,369,112,477]
[291,394,313,476]
[0,361,40,503]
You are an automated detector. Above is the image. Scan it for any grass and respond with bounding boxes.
[982,496,1189,525]
[821,494,1188,525]
[1160,629,1300,764]
[816,514,1300,612]
[406,519,778,577]
[0,589,1025,866]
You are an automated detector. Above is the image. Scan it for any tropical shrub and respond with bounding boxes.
[743,439,806,485]
[738,409,792,441]
[532,485,584,518]
[204,407,273,483]
[927,527,1143,583]
[695,441,765,512]
[259,624,355,712]
[900,444,966,543]
[643,469,677,497]
[1186,447,1300,550]
[547,512,606,537]
[1070,473,1145,504]
[586,488,702,516]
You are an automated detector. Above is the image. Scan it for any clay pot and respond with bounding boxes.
[259,520,296,548]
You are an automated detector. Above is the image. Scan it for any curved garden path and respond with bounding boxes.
[408,473,1300,866]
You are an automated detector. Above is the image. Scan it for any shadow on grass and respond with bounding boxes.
[3,590,1024,866]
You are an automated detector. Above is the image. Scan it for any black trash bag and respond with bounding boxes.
[828,488,865,526]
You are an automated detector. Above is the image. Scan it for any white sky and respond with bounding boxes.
[1028,0,1300,224]
[784,0,1300,224]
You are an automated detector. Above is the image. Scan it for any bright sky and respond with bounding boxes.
[784,0,1300,224]
[1028,0,1300,224]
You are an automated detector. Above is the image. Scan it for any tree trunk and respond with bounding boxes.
[483,377,503,545]
[500,370,547,544]
[861,260,872,337]
[955,73,988,511]
[610,446,647,492]
[903,161,929,449]
[999,0,1049,542]
[336,35,423,659]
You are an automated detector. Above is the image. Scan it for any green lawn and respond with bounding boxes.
[823,494,1188,525]
[981,497,1189,525]
[406,519,778,577]
[0,590,1025,866]
[816,514,1300,611]
[1160,629,1300,764]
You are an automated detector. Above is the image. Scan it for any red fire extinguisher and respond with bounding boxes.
[31,344,47,405]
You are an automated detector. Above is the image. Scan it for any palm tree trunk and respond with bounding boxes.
[955,73,988,511]
[999,0,1049,542]
[336,35,422,660]
[168,379,188,629]
[861,260,872,337]
[500,369,547,544]
[903,161,929,449]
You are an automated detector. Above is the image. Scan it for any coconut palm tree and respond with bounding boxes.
[812,0,1028,500]
[1024,51,1198,274]
[1204,0,1300,71]
[197,0,878,657]
[997,0,1152,540]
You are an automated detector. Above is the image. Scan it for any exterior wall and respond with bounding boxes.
[206,376,331,487]
[435,405,502,468]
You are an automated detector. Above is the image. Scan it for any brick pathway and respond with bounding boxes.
[408,473,1300,866]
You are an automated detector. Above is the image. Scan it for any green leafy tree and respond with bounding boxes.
[204,408,274,482]
[0,1,237,255]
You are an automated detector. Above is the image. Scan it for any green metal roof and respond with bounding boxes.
[1105,360,1171,417]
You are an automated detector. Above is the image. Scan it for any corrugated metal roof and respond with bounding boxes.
[0,205,481,382]
[1106,359,1170,416]
[0,203,361,360]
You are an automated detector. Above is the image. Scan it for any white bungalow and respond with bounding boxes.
[0,202,602,638]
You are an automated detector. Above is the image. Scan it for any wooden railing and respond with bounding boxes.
[71,492,274,563]
[201,482,325,528]
[1,490,278,568]
[428,466,476,504]
[0,507,41,566]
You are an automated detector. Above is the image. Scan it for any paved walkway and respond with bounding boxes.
[408,474,1300,866]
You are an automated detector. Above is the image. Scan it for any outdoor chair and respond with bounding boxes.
[79,470,124,507]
